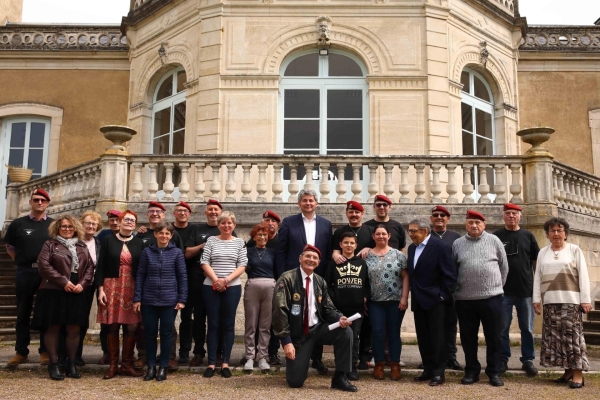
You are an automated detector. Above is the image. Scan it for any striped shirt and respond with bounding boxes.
[201,236,248,286]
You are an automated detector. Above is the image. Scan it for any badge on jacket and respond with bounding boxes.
[291,304,301,316]
[293,293,300,301]
[318,296,322,303]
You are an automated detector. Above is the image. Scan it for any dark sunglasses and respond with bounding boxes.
[432,213,447,218]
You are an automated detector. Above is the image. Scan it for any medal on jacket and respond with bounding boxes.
[293,293,300,301]
[291,304,301,316]
[317,296,322,303]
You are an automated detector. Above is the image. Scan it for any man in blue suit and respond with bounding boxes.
[407,218,457,386]
[277,189,332,373]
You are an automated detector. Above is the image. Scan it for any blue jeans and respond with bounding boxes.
[369,301,405,363]
[203,284,241,366]
[141,305,177,368]
[500,295,535,363]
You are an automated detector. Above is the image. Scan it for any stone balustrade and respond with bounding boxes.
[552,162,600,216]
[520,26,600,52]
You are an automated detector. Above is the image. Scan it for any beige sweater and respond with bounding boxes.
[533,243,591,305]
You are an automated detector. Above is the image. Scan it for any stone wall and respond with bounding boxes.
[0,0,22,25]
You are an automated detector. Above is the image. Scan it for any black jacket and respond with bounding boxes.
[95,234,145,286]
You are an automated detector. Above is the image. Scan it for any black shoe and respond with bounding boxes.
[461,373,480,385]
[447,359,463,371]
[75,357,85,367]
[57,356,67,369]
[522,361,538,376]
[178,353,190,364]
[569,378,584,389]
[499,360,508,373]
[65,359,81,379]
[489,374,504,387]
[156,367,167,381]
[221,367,232,378]
[414,372,434,382]
[312,359,329,375]
[331,372,358,392]
[203,367,216,378]
[269,354,281,366]
[347,367,359,381]
[554,374,573,384]
[357,360,369,370]
[144,366,157,381]
[48,363,64,381]
[430,376,445,386]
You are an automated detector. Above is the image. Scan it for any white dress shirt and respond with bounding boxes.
[413,234,430,269]
[302,214,317,246]
[300,268,319,327]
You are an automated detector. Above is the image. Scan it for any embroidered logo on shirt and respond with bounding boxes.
[291,304,301,316]
[24,229,34,235]
[336,262,362,277]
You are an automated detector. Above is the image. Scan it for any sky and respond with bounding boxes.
[19,0,600,25]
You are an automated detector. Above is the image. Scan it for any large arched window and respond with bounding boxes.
[279,50,368,188]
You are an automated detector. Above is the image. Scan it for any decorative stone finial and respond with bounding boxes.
[316,16,332,46]
[517,126,555,155]
[100,125,137,153]
[480,41,489,68]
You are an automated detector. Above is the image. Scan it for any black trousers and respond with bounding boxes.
[359,314,372,362]
[444,295,458,361]
[15,268,45,356]
[413,300,446,376]
[455,295,503,377]
[179,268,206,356]
[286,322,353,388]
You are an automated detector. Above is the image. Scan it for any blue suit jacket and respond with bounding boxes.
[407,237,457,311]
[276,213,332,278]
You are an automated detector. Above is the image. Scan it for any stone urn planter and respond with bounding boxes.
[6,165,33,182]
[100,125,137,150]
[517,126,555,154]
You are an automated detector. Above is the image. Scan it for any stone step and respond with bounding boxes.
[0,327,38,342]
[0,305,16,316]
[0,295,17,306]
[0,316,17,329]
[585,331,600,346]
[596,300,600,310]
[588,310,600,322]
[0,276,14,285]
[0,285,15,295]
[583,321,600,333]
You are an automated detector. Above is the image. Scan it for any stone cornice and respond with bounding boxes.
[463,0,516,25]
[367,76,428,90]
[220,75,280,89]
[520,25,600,52]
[123,0,178,31]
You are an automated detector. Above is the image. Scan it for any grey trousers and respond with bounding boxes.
[286,322,353,388]
[243,278,276,360]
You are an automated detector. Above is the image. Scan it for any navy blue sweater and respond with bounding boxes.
[134,242,188,306]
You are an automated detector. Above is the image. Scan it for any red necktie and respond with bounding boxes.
[304,276,310,336]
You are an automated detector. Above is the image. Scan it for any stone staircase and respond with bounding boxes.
[583,300,600,345]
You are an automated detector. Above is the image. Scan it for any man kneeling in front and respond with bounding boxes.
[272,244,356,392]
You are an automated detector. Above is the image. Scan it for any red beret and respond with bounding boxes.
[106,209,122,218]
[374,194,392,205]
[31,188,50,202]
[302,244,322,259]
[465,209,486,221]
[148,201,166,211]
[346,200,364,212]
[262,210,281,223]
[207,199,223,209]
[503,203,522,212]
[176,201,192,212]
[432,205,450,217]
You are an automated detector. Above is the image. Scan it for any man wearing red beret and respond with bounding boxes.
[96,210,122,243]
[364,194,406,251]
[493,204,540,376]
[332,201,375,264]
[452,210,508,387]
[247,210,281,250]
[5,189,53,367]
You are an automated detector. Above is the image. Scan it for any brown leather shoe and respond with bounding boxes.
[7,353,28,367]
[119,336,144,377]
[168,358,178,372]
[39,352,50,366]
[390,361,401,380]
[373,361,385,380]
[133,355,147,370]
[189,354,204,367]
[103,334,120,379]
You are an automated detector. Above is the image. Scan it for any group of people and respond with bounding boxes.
[3,188,592,391]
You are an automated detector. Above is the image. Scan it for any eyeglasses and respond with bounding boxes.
[147,210,164,215]
[256,233,268,237]
[174,209,190,214]
[83,222,98,227]
[408,229,420,234]
[122,218,136,223]
[432,213,447,218]
[60,225,75,230]
[32,198,48,203]
[549,229,565,234]
[374,203,389,208]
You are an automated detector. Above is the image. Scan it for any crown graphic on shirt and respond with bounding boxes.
[336,263,362,277]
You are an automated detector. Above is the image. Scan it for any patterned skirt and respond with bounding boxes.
[540,303,589,371]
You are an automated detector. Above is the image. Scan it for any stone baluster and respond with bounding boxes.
[430,164,442,203]
[162,162,175,201]
[477,164,491,204]
[225,163,237,202]
[574,177,583,213]
[335,163,347,203]
[209,162,222,200]
[398,164,410,203]
[383,164,395,200]
[178,163,190,201]
[194,162,206,202]
[18,188,27,215]
[551,167,560,206]
[593,182,600,216]
[414,163,426,203]
[493,164,507,204]
[74,172,84,206]
[587,180,596,215]
[446,164,458,203]
[240,163,252,201]
[256,163,268,202]
[555,169,566,208]
[92,165,102,199]
[351,163,362,201]
[130,163,143,201]
[288,163,299,203]
[82,169,93,202]
[582,179,591,215]
[303,163,315,192]
[461,164,474,203]
[272,163,283,202]
[51,177,62,206]
[146,163,159,200]
[367,164,378,203]
[565,173,575,210]
[55,176,65,207]
[63,176,74,208]
[319,163,331,203]
[509,164,523,204]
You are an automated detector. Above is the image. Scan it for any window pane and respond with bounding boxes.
[282,150,319,180]
[8,149,24,166]
[284,120,319,149]
[327,90,362,118]
[473,75,491,102]
[284,90,319,118]
[174,101,186,130]
[173,129,185,154]
[27,149,43,173]
[327,120,362,149]
[462,131,474,155]
[476,136,494,156]
[154,108,171,138]
[29,123,46,148]
[176,71,187,93]
[153,135,170,155]
[156,76,173,101]
[461,103,473,132]
[475,109,493,139]
[460,71,470,93]
[10,122,26,147]
[284,54,318,76]
[328,54,363,77]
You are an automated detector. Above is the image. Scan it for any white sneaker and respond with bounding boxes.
[243,358,254,371]
[258,358,270,371]
[369,357,375,367]
[399,361,406,367]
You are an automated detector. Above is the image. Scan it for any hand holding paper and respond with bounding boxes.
[329,312,362,330]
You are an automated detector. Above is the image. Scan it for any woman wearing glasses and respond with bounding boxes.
[95,210,145,379]
[533,217,591,389]
[32,215,95,380]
